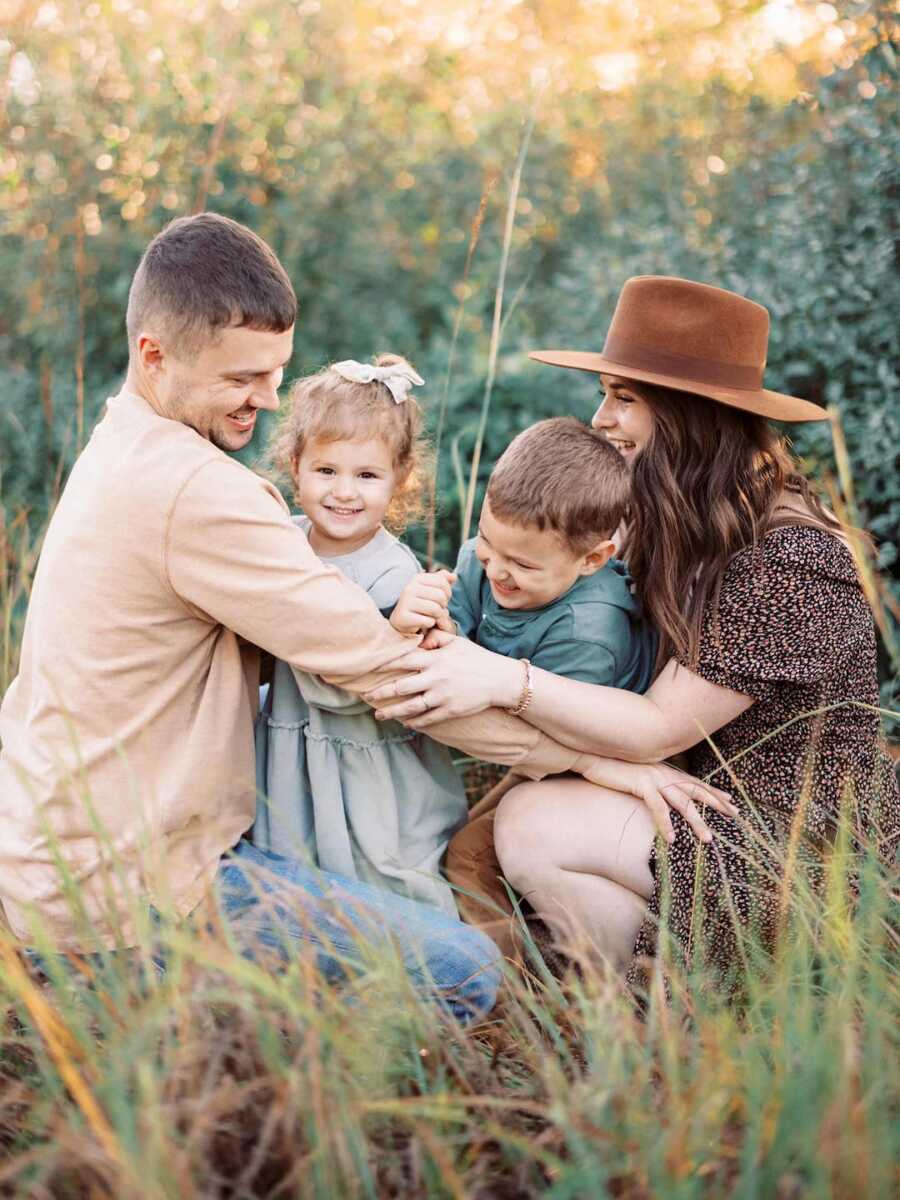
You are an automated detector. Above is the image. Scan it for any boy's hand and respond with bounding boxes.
[390,570,457,636]
[420,620,456,650]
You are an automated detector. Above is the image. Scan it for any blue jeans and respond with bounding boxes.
[212,840,501,1024]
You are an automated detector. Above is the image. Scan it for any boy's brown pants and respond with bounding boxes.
[445,772,525,960]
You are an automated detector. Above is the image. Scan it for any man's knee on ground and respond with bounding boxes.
[410,922,501,1020]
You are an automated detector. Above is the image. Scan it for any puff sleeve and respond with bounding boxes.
[684,529,867,703]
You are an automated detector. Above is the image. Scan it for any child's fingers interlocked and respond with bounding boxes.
[408,598,447,624]
[413,584,453,609]
[414,570,456,603]
[390,570,457,635]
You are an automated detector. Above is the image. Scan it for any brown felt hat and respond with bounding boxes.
[529,275,827,422]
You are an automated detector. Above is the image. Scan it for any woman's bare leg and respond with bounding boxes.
[494,777,656,969]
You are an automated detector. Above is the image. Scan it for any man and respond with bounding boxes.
[0,213,589,1021]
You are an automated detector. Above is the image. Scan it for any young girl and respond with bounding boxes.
[251,354,467,916]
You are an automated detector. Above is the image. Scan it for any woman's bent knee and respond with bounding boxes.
[495,778,656,901]
[494,781,558,893]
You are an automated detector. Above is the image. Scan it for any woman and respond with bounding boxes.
[366,276,899,981]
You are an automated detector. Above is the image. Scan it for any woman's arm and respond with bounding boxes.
[365,638,739,839]
[365,636,753,762]
[521,657,754,760]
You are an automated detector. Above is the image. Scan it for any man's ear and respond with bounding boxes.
[578,538,616,577]
[136,333,165,378]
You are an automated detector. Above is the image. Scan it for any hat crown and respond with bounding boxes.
[527,273,828,422]
[604,276,770,380]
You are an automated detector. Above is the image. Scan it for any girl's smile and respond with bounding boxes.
[294,436,398,557]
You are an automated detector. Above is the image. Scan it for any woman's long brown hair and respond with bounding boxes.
[620,383,849,673]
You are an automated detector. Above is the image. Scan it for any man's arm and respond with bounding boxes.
[166,459,583,778]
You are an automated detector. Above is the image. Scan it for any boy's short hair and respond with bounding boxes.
[486,417,629,554]
[126,212,297,358]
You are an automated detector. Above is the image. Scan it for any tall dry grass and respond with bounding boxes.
[0,777,896,1197]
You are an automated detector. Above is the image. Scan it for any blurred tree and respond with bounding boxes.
[1,0,896,688]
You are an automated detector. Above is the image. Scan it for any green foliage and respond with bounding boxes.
[1,3,897,697]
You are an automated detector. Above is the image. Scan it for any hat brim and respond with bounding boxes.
[528,349,828,423]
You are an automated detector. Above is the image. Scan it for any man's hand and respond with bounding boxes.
[390,570,456,636]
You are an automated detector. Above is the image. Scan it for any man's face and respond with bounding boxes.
[146,324,294,452]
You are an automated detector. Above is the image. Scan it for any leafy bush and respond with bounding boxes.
[1,5,897,696]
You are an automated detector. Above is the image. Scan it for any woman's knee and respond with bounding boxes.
[495,778,656,901]
[493,781,558,892]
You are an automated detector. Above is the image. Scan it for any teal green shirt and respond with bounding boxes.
[449,538,656,692]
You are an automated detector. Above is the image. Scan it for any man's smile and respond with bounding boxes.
[227,408,257,431]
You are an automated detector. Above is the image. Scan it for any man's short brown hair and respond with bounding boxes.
[126,212,297,358]
[486,417,630,554]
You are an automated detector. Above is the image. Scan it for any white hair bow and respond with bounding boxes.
[332,359,424,405]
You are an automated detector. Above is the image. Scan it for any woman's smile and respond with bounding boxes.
[604,436,638,457]
[591,375,655,460]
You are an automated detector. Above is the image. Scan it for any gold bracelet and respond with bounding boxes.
[507,658,534,716]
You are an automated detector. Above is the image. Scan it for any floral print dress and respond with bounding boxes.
[629,525,899,983]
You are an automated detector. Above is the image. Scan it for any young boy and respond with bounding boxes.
[393,416,656,952]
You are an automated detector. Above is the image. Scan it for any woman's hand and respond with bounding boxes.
[574,755,739,844]
[364,637,522,725]
[389,570,456,636]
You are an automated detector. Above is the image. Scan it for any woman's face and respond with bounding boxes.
[591,374,655,463]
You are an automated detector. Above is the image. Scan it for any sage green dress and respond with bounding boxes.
[252,518,467,916]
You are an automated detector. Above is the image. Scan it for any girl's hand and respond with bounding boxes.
[389,570,456,636]
[574,755,739,844]
[365,637,522,724]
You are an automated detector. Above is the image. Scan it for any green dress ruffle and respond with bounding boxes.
[252,520,467,916]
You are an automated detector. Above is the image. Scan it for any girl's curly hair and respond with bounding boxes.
[268,353,431,532]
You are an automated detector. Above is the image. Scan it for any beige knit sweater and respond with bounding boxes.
[0,392,581,948]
